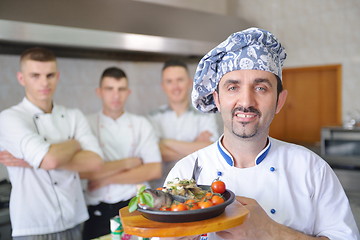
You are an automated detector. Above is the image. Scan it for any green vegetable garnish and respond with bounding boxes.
[128,185,154,213]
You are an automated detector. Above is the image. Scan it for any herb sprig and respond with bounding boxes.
[128,185,154,213]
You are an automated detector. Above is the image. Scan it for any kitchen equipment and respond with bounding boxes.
[321,126,360,169]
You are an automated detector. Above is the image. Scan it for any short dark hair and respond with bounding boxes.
[20,47,56,64]
[276,75,283,95]
[162,59,188,72]
[100,67,127,86]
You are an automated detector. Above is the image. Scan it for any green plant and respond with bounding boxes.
[128,185,154,213]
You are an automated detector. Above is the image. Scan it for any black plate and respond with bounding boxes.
[137,186,235,223]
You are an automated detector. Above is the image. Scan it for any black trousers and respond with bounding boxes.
[82,200,130,240]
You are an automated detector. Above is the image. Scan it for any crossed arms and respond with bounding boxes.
[160,130,213,162]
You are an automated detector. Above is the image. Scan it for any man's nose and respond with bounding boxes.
[236,88,255,108]
[41,76,50,86]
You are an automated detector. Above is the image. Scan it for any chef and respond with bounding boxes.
[164,28,360,239]
[0,47,103,239]
[148,59,219,189]
[81,67,162,239]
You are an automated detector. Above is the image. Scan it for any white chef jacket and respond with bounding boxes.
[85,112,161,205]
[166,136,360,240]
[0,97,103,237]
[148,105,219,188]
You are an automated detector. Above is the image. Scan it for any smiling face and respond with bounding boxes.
[97,76,131,119]
[17,60,59,111]
[161,66,192,105]
[213,69,287,140]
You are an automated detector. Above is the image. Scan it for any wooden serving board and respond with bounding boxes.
[119,201,249,238]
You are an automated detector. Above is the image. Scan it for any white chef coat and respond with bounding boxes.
[148,105,219,188]
[85,111,161,205]
[0,97,103,237]
[166,136,360,240]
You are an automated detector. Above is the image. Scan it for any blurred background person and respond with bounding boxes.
[0,47,103,239]
[80,67,162,239]
[148,60,219,188]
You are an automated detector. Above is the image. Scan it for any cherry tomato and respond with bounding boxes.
[171,203,188,211]
[198,200,213,209]
[204,192,213,199]
[159,206,171,211]
[211,194,225,205]
[200,191,213,201]
[187,202,200,210]
[211,180,226,194]
[185,199,198,205]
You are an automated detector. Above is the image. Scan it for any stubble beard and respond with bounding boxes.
[230,106,261,139]
[231,121,258,139]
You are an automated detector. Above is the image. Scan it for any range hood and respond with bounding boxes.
[0,0,250,60]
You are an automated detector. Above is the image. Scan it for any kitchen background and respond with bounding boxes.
[0,0,360,235]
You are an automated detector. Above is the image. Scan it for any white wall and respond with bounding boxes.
[234,0,360,119]
[136,0,360,118]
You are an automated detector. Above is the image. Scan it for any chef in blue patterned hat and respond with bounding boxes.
[164,28,359,239]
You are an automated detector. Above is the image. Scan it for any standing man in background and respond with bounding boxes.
[0,47,103,239]
[148,60,219,188]
[80,67,162,239]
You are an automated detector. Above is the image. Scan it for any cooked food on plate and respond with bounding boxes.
[128,178,227,212]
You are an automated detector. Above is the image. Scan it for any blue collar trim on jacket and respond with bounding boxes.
[217,138,271,166]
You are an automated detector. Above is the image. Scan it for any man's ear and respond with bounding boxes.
[275,89,288,114]
[17,72,25,86]
[95,87,101,98]
[56,72,60,81]
[213,90,221,113]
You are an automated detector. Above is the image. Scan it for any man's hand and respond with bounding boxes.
[195,131,212,142]
[216,196,329,240]
[161,235,201,240]
[216,196,275,239]
[0,151,31,167]
[88,177,108,191]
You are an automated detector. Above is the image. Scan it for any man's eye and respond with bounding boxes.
[228,86,237,91]
[256,86,266,91]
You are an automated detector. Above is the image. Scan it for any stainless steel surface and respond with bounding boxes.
[0,0,251,57]
[321,127,360,168]
[0,20,216,57]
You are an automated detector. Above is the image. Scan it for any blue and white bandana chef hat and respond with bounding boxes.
[192,27,287,113]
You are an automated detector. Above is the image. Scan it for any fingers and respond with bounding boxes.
[235,196,257,206]
[161,235,200,240]
[0,151,29,167]
[216,230,233,239]
[195,131,212,142]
